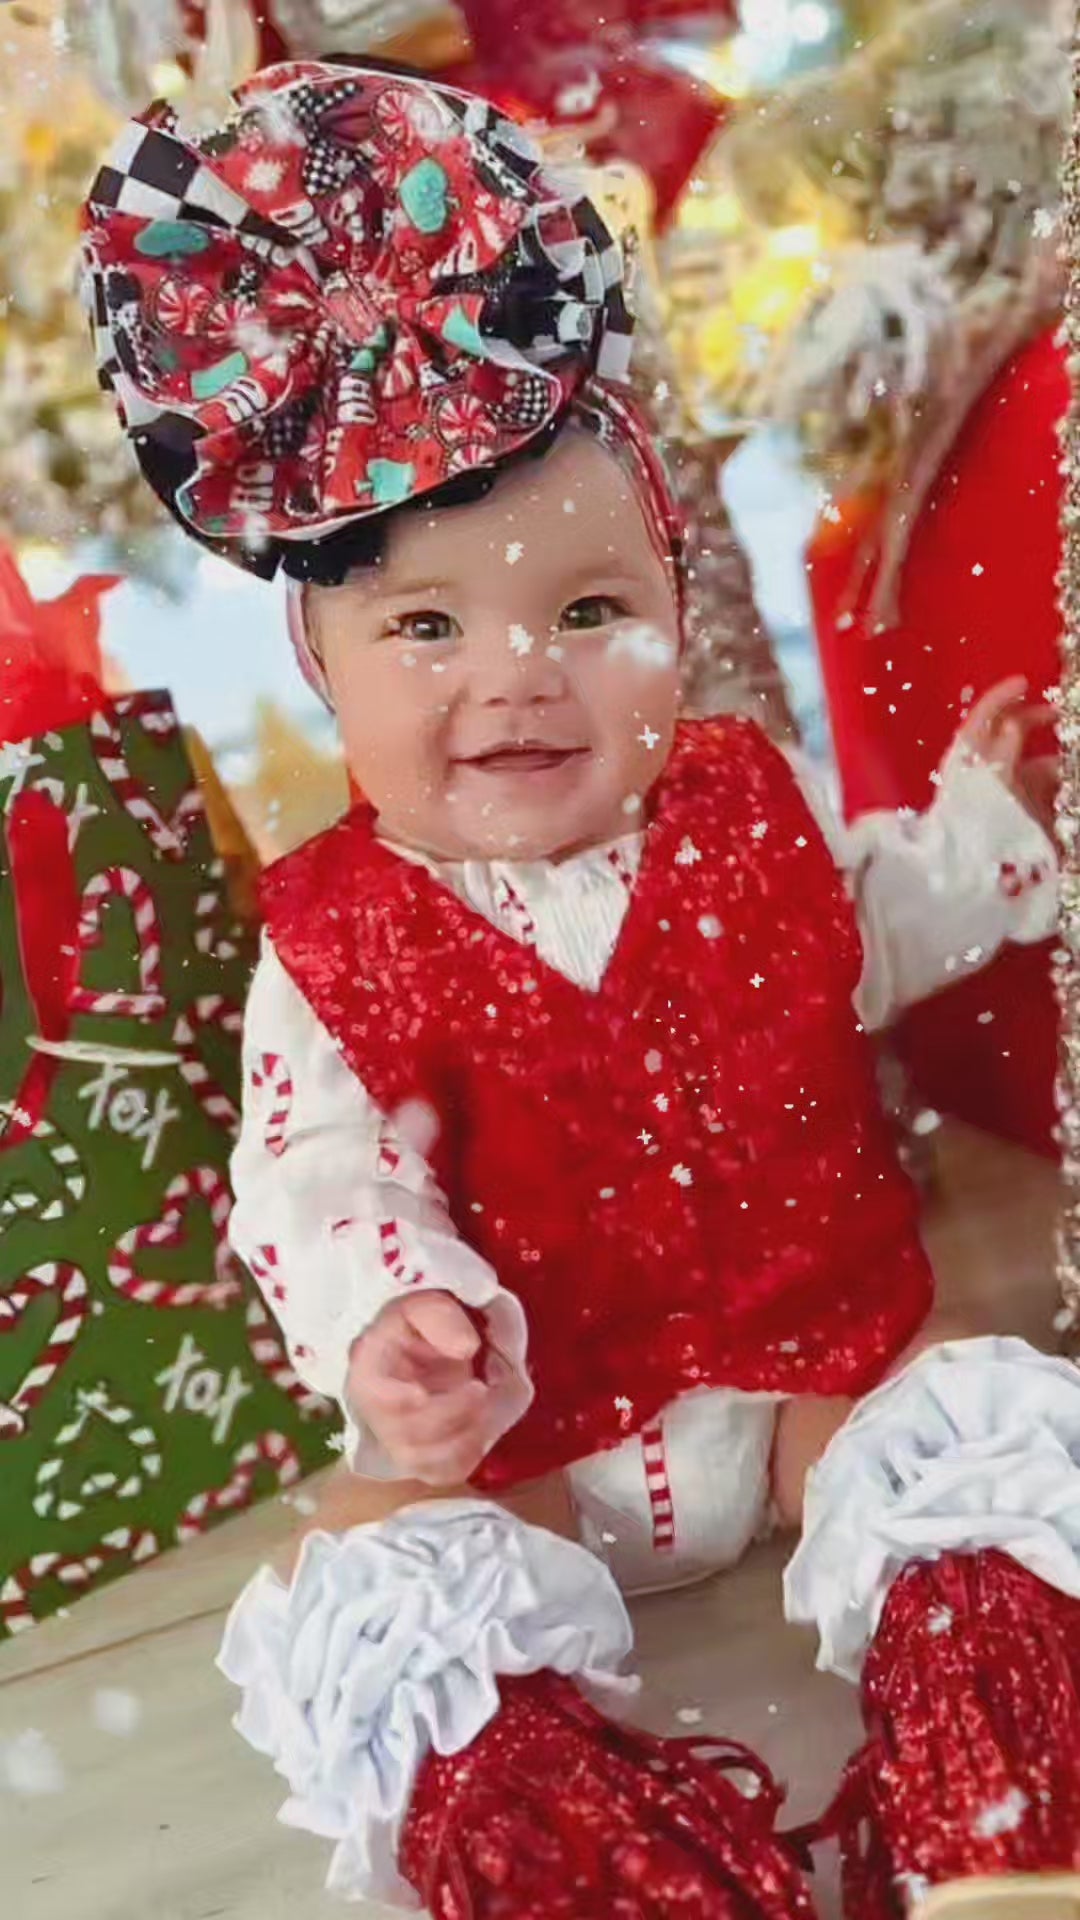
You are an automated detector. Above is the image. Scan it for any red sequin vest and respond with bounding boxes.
[262,719,933,1487]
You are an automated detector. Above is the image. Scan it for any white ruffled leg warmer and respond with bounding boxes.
[216,1498,636,1908]
[784,1336,1080,1683]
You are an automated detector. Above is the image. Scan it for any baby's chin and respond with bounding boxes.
[376,770,650,865]
[442,799,647,865]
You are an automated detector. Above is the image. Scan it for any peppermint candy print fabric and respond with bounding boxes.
[80,61,633,557]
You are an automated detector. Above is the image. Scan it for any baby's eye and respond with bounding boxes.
[559,595,629,632]
[383,610,460,643]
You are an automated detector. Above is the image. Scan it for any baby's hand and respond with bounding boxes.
[346,1291,493,1485]
[956,675,1058,839]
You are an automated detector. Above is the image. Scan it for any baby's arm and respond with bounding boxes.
[229,934,533,1480]
[790,681,1057,1032]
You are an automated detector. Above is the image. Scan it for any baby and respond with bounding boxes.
[83,59,1080,1920]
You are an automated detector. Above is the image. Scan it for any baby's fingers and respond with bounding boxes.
[961,676,1029,740]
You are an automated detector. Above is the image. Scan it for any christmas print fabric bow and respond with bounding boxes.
[80,61,634,565]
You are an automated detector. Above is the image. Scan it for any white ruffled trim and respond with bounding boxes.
[784,1338,1080,1683]
[217,1499,637,1908]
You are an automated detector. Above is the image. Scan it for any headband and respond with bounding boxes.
[79,59,649,578]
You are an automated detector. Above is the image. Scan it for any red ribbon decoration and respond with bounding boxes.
[1,790,82,1149]
[0,548,119,748]
[0,548,118,1147]
[446,0,734,227]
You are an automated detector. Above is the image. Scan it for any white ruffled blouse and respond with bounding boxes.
[229,742,1057,1475]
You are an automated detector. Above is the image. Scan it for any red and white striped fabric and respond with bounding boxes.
[493,875,538,948]
[640,1416,676,1553]
[379,1219,426,1289]
[249,1051,294,1158]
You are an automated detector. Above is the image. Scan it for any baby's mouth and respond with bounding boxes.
[456,742,589,775]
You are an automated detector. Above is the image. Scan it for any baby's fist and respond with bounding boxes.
[346,1292,493,1485]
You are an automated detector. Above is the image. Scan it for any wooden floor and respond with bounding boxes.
[0,1124,1064,1920]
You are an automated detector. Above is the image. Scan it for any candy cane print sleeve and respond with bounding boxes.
[229,935,533,1478]
[787,747,1058,1034]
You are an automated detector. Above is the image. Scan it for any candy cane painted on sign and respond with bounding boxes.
[89,697,204,861]
[194,858,244,961]
[175,1431,301,1545]
[1,1527,158,1636]
[244,1295,333,1419]
[33,1384,162,1522]
[0,1113,86,1231]
[0,1264,90,1439]
[173,996,244,1134]
[69,866,166,1020]
[249,1052,294,1158]
[108,1166,243,1309]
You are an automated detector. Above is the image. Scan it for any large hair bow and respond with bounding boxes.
[80,61,634,569]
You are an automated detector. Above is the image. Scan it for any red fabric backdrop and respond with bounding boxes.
[808,326,1066,1156]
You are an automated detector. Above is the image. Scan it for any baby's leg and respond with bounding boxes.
[771,1308,975,1528]
[223,1446,814,1917]
[272,1459,576,1578]
[783,1337,1080,1912]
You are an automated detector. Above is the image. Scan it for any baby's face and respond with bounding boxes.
[311,429,682,862]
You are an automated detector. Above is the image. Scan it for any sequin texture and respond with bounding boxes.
[801,1551,1080,1917]
[263,719,933,1488]
[401,1671,816,1919]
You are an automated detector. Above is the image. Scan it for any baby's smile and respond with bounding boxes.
[310,428,682,864]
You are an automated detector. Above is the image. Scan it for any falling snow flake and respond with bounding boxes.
[93,1689,142,1737]
[750,821,768,841]
[505,541,524,565]
[1,1730,65,1796]
[638,725,660,750]
[508,625,534,656]
[671,1164,693,1187]
[608,624,676,671]
[750,974,766,989]
[675,837,702,868]
[676,1706,704,1726]
[698,915,722,941]
[0,741,46,808]
[1033,207,1056,238]
[973,1788,1028,1839]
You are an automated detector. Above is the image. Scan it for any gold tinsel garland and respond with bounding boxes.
[1057,8,1080,1338]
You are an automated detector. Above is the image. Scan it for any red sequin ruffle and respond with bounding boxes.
[401,1670,817,1919]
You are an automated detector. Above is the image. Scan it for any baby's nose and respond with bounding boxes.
[471,619,568,706]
